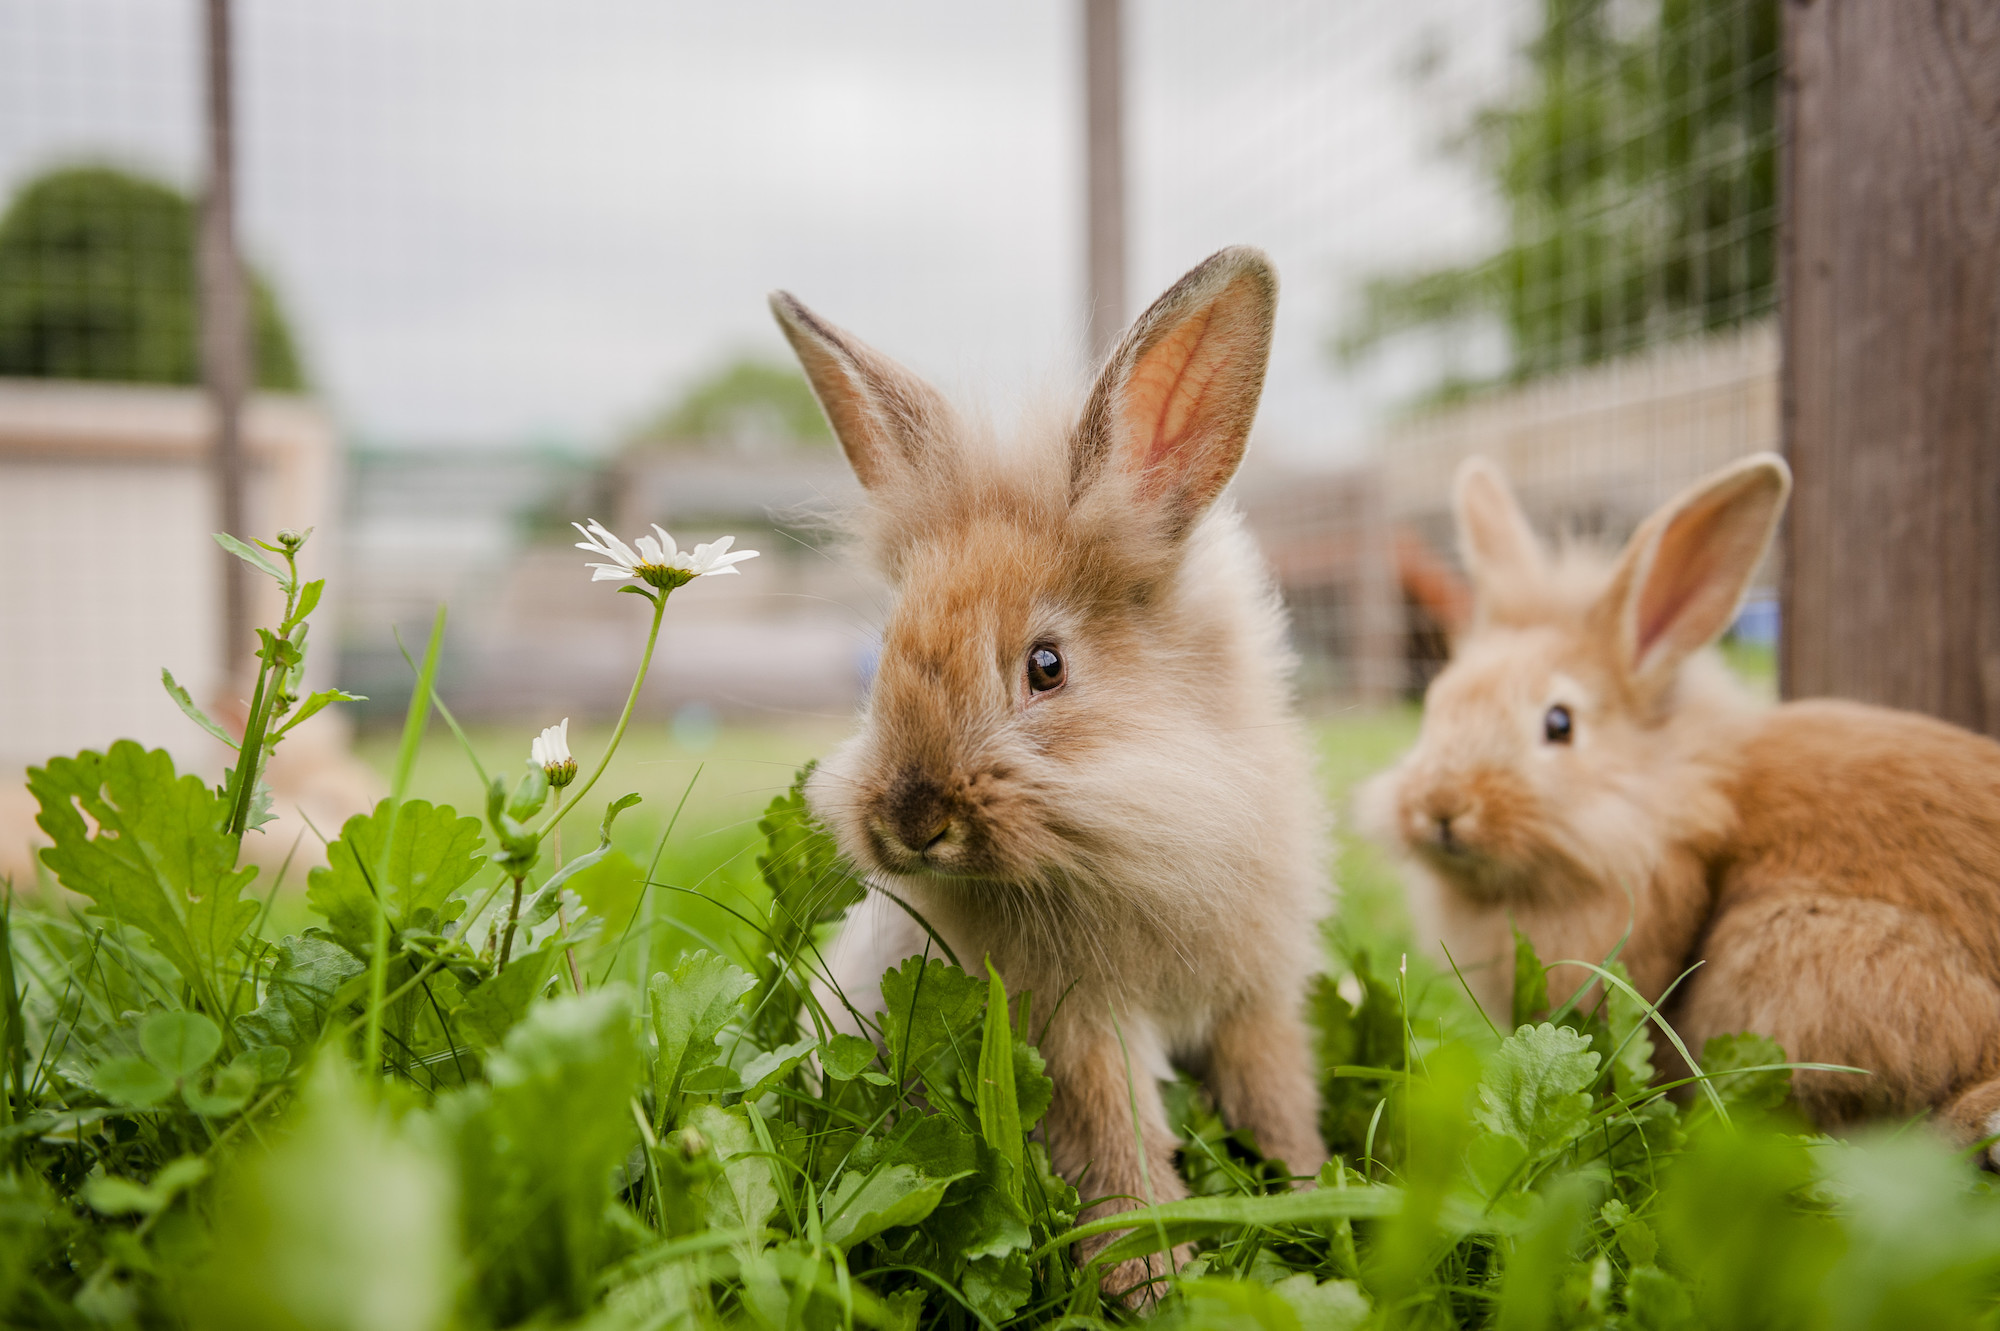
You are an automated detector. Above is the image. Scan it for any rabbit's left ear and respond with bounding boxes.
[1593,453,1791,693]
[1071,246,1276,535]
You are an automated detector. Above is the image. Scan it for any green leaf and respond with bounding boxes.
[83,1156,208,1217]
[233,1045,291,1084]
[307,798,486,952]
[687,1103,777,1239]
[92,1055,172,1108]
[739,1036,816,1101]
[975,961,1023,1194]
[1062,1186,1405,1268]
[459,944,561,1049]
[236,934,365,1050]
[161,668,239,749]
[1699,1031,1793,1114]
[650,950,756,1110]
[878,956,985,1080]
[1475,1023,1601,1160]
[273,687,366,738]
[756,762,862,931]
[820,1032,879,1081]
[1512,925,1550,1028]
[962,1253,1033,1323]
[141,1010,221,1078]
[823,1164,954,1250]
[30,742,260,1007]
[182,1059,257,1116]
[291,577,325,624]
[214,531,291,587]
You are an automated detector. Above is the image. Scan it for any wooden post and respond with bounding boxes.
[1082,0,1125,365]
[1779,0,2000,736]
[200,0,252,690]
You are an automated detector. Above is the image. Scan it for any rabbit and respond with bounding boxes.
[1362,451,2000,1153]
[771,246,1330,1301]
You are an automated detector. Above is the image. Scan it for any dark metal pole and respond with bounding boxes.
[201,0,252,693]
[1083,0,1126,366]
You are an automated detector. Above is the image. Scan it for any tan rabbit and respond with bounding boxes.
[771,247,1329,1299]
[1363,452,2000,1151]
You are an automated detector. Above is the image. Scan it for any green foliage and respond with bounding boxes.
[12,536,2000,1328]
[1337,0,1778,393]
[0,165,306,389]
[634,355,832,452]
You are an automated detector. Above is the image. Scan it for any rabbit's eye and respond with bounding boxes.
[1027,645,1064,694]
[1543,704,1574,744]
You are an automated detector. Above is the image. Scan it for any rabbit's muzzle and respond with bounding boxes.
[869,765,967,871]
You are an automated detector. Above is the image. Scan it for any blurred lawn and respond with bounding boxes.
[333,645,1775,994]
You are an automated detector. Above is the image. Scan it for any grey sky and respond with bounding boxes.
[0,1,1525,462]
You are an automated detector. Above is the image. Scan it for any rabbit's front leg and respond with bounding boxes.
[1044,1023,1193,1305]
[1206,998,1326,1183]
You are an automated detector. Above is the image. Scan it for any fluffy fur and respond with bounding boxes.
[772,248,1329,1301]
[1362,453,2000,1154]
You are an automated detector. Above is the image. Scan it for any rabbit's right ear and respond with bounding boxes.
[1593,452,1791,695]
[769,292,953,491]
[1454,456,1544,595]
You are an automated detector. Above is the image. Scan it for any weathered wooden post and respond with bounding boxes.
[201,0,252,690]
[1780,0,2000,735]
[1082,0,1125,365]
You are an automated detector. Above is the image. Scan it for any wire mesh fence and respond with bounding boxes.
[0,0,1784,743]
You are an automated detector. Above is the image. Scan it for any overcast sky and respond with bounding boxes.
[0,0,1524,464]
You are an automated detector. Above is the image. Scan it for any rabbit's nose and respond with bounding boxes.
[883,768,955,858]
[1413,794,1476,852]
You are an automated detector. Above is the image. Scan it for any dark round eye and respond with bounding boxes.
[1027,644,1064,694]
[1543,704,1574,744]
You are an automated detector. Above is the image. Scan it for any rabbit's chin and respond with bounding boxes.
[1413,842,1587,909]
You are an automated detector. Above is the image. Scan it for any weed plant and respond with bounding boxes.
[6,529,2000,1330]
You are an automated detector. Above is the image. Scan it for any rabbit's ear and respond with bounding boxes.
[769,292,952,491]
[1454,457,1544,593]
[1595,453,1791,691]
[1071,246,1276,534]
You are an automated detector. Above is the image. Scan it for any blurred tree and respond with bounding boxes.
[1336,0,1778,395]
[631,356,829,453]
[0,165,305,390]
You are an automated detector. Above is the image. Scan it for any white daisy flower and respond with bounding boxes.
[572,519,759,593]
[529,717,577,788]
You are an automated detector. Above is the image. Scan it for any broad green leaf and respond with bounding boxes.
[459,944,561,1049]
[234,1045,291,1083]
[1475,1023,1600,1159]
[92,1055,172,1108]
[83,1157,209,1217]
[182,1059,257,1116]
[738,1036,816,1101]
[30,743,259,1007]
[650,950,756,1110]
[161,668,239,749]
[141,1010,221,1078]
[307,799,486,952]
[1699,1031,1792,1114]
[820,1032,879,1081]
[1512,925,1550,1028]
[291,576,325,623]
[457,988,641,1322]
[214,531,291,586]
[822,1163,953,1249]
[688,1103,777,1240]
[878,956,985,1080]
[975,961,1023,1192]
[963,1253,1033,1323]
[1073,1186,1406,1268]
[236,934,366,1050]
[756,762,862,930]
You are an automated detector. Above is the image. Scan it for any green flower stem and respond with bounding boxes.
[541,591,667,837]
[497,874,526,970]
[547,787,585,994]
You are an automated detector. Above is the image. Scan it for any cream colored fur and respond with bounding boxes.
[772,248,1329,1303]
[1364,453,2000,1159]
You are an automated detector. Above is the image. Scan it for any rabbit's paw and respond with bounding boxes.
[1096,1243,1197,1309]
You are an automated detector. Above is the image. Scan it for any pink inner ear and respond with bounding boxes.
[1120,306,1238,503]
[1633,504,1736,665]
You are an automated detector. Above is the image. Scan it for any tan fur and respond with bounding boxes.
[772,249,1329,1303]
[1364,453,2000,1156]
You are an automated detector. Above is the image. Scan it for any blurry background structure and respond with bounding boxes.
[1,0,1992,874]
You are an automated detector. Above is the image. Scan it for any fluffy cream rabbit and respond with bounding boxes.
[770,247,1329,1299]
[1364,452,2000,1150]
